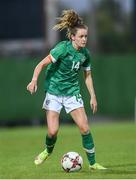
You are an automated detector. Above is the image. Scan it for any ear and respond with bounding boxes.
[71,34,75,41]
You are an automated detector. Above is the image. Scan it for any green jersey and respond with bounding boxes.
[45,40,91,96]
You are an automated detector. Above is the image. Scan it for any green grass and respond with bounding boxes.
[0,122,136,179]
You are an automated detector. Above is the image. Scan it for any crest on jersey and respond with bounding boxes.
[79,53,86,63]
[46,99,50,105]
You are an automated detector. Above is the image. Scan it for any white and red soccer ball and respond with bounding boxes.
[61,151,83,172]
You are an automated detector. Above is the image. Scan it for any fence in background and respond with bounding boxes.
[0,54,135,125]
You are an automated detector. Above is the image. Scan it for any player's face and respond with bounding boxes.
[71,28,88,50]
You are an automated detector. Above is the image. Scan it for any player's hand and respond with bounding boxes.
[27,80,37,94]
[90,96,97,114]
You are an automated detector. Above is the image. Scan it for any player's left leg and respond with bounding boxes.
[70,107,106,170]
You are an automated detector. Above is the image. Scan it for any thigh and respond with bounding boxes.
[70,107,90,134]
[46,110,60,137]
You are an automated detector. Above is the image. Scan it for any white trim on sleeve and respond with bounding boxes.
[50,54,57,63]
[82,66,91,71]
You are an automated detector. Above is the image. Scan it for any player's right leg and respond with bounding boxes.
[34,148,50,165]
[34,110,60,165]
[34,93,62,165]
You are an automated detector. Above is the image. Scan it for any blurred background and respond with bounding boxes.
[0,0,136,126]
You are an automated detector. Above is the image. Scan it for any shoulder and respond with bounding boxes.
[52,41,67,51]
[50,41,68,60]
[55,40,67,46]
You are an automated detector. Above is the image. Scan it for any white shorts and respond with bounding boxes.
[42,92,84,114]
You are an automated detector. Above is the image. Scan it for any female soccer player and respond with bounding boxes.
[27,10,106,170]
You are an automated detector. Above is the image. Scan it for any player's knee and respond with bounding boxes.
[48,129,58,137]
[80,125,89,134]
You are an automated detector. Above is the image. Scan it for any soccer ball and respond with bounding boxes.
[61,151,83,172]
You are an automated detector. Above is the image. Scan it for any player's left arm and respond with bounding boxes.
[84,70,97,114]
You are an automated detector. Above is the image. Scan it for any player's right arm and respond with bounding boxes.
[27,41,67,94]
[27,55,52,94]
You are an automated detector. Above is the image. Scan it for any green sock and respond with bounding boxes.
[45,135,57,154]
[82,132,96,165]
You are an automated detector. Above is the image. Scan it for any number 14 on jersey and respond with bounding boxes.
[71,61,80,71]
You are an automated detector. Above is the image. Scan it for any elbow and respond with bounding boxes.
[35,63,43,72]
[85,77,89,85]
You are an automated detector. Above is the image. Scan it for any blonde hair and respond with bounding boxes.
[53,10,87,39]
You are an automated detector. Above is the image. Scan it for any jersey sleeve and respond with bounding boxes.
[50,42,67,63]
[82,48,91,71]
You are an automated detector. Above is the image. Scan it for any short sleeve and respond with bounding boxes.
[82,48,91,71]
[50,41,67,63]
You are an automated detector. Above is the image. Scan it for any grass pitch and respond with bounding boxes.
[0,122,136,179]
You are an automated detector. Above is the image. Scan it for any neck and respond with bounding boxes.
[72,41,81,51]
